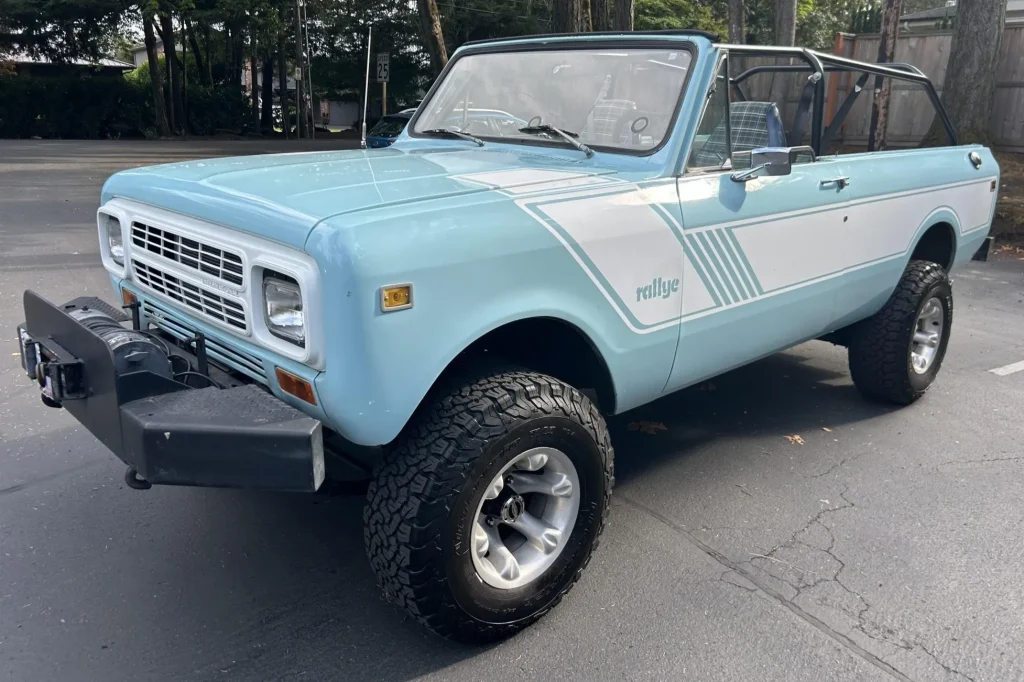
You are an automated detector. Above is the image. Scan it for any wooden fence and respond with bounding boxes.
[732,27,1024,152]
[832,27,1024,151]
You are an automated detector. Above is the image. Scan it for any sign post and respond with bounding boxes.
[361,27,372,148]
[377,53,390,117]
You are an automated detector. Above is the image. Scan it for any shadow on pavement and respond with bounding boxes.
[610,346,896,485]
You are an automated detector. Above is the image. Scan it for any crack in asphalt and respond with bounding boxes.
[0,459,106,497]
[622,491,985,682]
[915,643,978,682]
[937,455,1024,467]
[619,492,918,682]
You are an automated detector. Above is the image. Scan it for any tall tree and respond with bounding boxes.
[261,56,275,132]
[276,16,289,139]
[613,0,635,30]
[773,0,796,46]
[554,0,587,32]
[142,9,171,137]
[250,34,259,129]
[925,0,1006,144]
[156,12,184,133]
[867,0,901,151]
[591,0,611,31]
[416,0,448,76]
[727,0,744,43]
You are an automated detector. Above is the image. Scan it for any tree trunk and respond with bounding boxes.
[261,56,274,133]
[156,14,184,134]
[186,19,210,86]
[591,0,610,31]
[277,20,289,140]
[613,0,634,31]
[728,0,744,43]
[203,25,213,85]
[554,0,587,32]
[773,0,796,46]
[923,0,1006,145]
[867,0,901,151]
[143,14,170,138]
[294,4,306,138]
[416,0,448,77]
[768,0,797,116]
[250,35,260,130]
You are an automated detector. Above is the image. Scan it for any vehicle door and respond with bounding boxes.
[666,54,854,392]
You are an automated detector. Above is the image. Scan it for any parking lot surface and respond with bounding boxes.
[1,140,1022,682]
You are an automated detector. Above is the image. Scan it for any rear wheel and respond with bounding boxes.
[848,260,953,404]
[364,369,613,643]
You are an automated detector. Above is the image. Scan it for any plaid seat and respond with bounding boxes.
[583,99,637,145]
[689,101,786,168]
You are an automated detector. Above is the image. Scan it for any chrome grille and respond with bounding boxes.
[133,260,247,332]
[142,300,267,384]
[130,221,244,287]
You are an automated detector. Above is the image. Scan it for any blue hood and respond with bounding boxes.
[101,146,612,249]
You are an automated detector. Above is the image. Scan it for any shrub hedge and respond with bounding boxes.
[0,74,254,139]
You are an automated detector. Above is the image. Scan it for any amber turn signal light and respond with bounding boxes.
[121,288,138,307]
[275,367,317,405]
[380,284,413,312]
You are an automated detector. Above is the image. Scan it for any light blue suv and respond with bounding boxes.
[16,30,999,642]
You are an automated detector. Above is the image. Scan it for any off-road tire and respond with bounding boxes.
[848,260,953,405]
[364,369,614,644]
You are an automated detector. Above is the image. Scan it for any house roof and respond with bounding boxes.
[5,52,135,69]
[902,0,1024,21]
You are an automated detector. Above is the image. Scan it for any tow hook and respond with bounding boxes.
[124,466,152,490]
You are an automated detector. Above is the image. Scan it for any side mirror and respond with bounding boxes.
[731,146,815,183]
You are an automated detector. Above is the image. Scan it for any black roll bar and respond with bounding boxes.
[719,44,957,152]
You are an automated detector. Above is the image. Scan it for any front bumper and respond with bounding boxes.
[17,290,325,492]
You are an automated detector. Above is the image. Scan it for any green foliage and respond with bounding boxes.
[634,0,727,35]
[0,0,128,62]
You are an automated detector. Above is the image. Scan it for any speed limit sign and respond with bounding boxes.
[376,54,390,83]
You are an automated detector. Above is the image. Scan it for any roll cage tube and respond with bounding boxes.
[720,44,958,154]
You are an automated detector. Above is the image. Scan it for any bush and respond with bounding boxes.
[0,72,253,138]
[0,74,152,138]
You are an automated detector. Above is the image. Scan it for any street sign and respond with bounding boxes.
[376,54,390,83]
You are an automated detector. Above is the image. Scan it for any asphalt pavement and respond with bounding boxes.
[1,140,1023,682]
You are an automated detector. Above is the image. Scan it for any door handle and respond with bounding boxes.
[820,176,851,190]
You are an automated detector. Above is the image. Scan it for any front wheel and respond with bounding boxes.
[364,369,613,643]
[848,260,953,404]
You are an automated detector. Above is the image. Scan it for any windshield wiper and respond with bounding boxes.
[420,128,484,146]
[518,125,594,157]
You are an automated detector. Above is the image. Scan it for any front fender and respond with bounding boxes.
[305,198,661,447]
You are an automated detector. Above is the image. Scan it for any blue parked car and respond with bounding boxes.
[364,110,414,148]
[16,30,998,643]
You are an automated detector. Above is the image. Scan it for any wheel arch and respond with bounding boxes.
[413,315,618,422]
[910,210,959,271]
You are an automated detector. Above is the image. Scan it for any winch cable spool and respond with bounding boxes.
[66,305,173,379]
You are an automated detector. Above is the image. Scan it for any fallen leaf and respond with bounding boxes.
[784,434,805,445]
[628,421,668,435]
[822,427,832,432]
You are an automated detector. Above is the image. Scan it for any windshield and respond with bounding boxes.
[413,47,693,153]
[369,116,409,137]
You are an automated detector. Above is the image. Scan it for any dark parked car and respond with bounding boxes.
[365,111,413,148]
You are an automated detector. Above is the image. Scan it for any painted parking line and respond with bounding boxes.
[989,360,1024,376]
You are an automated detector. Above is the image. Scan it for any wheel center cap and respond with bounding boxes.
[500,494,526,523]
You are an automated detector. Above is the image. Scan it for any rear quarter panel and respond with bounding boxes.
[827,145,999,330]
